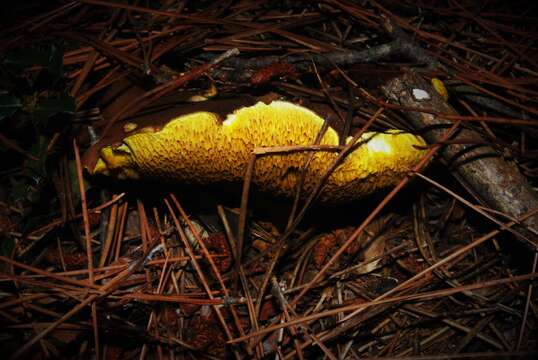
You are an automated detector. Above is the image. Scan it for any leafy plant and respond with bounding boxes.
[0,43,76,229]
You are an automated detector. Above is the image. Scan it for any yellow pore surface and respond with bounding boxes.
[93,101,427,202]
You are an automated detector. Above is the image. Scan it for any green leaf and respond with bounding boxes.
[47,44,64,79]
[34,96,75,127]
[2,44,64,79]
[35,96,75,116]
[11,181,30,203]
[25,135,50,179]
[0,236,15,257]
[68,159,86,208]
[0,95,21,123]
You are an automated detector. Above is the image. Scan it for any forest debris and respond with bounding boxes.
[313,216,395,274]
[382,70,538,249]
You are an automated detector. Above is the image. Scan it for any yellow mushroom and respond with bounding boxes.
[86,101,427,202]
[431,78,449,101]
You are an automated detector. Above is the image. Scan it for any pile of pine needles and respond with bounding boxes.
[0,1,537,359]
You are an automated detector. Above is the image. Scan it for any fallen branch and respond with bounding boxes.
[382,70,538,249]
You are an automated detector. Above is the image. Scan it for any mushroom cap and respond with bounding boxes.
[87,100,427,202]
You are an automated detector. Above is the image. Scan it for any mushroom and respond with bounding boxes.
[84,100,427,202]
